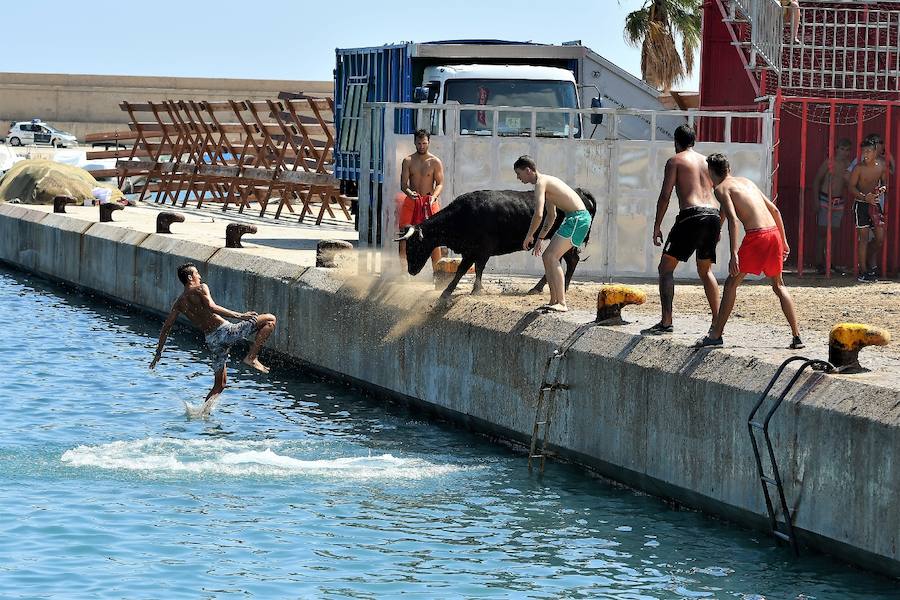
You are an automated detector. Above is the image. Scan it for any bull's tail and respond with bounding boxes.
[578,189,598,247]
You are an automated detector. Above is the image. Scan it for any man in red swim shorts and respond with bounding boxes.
[695,153,804,349]
[398,129,444,271]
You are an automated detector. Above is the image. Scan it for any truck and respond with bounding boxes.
[333,39,676,194]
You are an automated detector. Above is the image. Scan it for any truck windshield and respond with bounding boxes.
[445,79,579,137]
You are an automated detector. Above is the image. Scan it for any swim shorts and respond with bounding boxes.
[854,200,885,229]
[738,226,784,277]
[554,209,592,247]
[817,193,844,228]
[663,206,721,263]
[205,316,258,373]
[398,194,440,227]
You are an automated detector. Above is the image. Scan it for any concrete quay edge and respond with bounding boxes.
[0,203,897,579]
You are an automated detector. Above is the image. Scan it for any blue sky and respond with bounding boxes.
[2,0,699,90]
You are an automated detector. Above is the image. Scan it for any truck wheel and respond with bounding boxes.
[9,137,20,146]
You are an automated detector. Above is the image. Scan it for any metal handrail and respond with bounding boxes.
[734,0,784,73]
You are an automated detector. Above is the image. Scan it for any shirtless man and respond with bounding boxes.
[849,138,888,282]
[515,155,591,312]
[696,154,804,349]
[812,138,851,273]
[643,124,720,335]
[150,263,277,401]
[399,129,444,270]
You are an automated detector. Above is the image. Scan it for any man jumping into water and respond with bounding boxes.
[150,263,277,400]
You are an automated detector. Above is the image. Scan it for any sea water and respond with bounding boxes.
[0,266,896,599]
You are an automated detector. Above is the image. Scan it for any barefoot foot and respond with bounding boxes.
[545,303,569,313]
[243,357,270,373]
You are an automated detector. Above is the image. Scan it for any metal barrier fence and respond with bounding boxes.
[357,102,774,280]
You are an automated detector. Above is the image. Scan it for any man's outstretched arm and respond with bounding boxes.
[150,301,181,369]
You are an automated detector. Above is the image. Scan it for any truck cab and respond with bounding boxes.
[417,64,581,137]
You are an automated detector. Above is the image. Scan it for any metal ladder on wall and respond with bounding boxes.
[528,322,598,473]
[748,356,833,555]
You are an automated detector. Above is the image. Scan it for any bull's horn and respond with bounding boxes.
[393,227,416,242]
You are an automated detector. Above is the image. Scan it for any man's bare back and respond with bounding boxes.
[715,176,776,230]
[668,149,717,210]
[535,173,586,213]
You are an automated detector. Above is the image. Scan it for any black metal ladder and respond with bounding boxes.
[528,322,598,473]
[748,356,833,555]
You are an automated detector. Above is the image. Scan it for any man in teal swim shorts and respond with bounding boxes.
[515,155,592,312]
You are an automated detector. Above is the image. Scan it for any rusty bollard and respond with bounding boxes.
[99,203,123,223]
[316,240,354,268]
[156,211,185,234]
[595,284,647,325]
[53,196,74,213]
[226,223,257,248]
[829,323,891,373]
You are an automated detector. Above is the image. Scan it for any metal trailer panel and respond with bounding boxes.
[334,44,414,183]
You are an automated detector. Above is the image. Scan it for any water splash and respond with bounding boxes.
[184,393,221,419]
[60,437,468,480]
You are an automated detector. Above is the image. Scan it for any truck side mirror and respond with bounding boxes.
[590,97,603,125]
[413,87,429,103]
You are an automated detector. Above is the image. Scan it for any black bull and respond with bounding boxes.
[395,188,597,298]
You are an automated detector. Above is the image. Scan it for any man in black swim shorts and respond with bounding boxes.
[644,125,722,335]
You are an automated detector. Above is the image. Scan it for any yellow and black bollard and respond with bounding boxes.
[828,323,891,373]
[596,284,646,325]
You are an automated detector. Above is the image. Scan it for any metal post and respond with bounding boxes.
[826,102,836,278]
[895,110,900,274]
[798,101,808,276]
[772,91,782,203]
[359,105,373,256]
[882,105,891,278]
[854,103,865,277]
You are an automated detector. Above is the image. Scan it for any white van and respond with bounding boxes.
[6,120,78,148]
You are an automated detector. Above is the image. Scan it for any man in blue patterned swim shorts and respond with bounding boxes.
[150,263,277,401]
[515,155,592,312]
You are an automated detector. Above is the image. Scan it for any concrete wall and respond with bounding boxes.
[0,203,898,578]
[0,72,332,140]
[372,105,772,280]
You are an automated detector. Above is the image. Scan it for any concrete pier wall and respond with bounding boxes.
[0,203,897,578]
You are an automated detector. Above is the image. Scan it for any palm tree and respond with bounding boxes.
[624,0,702,91]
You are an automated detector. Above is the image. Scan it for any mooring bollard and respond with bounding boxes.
[595,284,646,325]
[156,211,185,234]
[99,203,123,223]
[53,196,74,214]
[316,240,354,268]
[225,223,257,248]
[828,323,891,373]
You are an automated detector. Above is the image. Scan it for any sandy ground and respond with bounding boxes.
[429,271,900,361]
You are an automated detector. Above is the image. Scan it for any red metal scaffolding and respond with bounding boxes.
[774,93,900,278]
